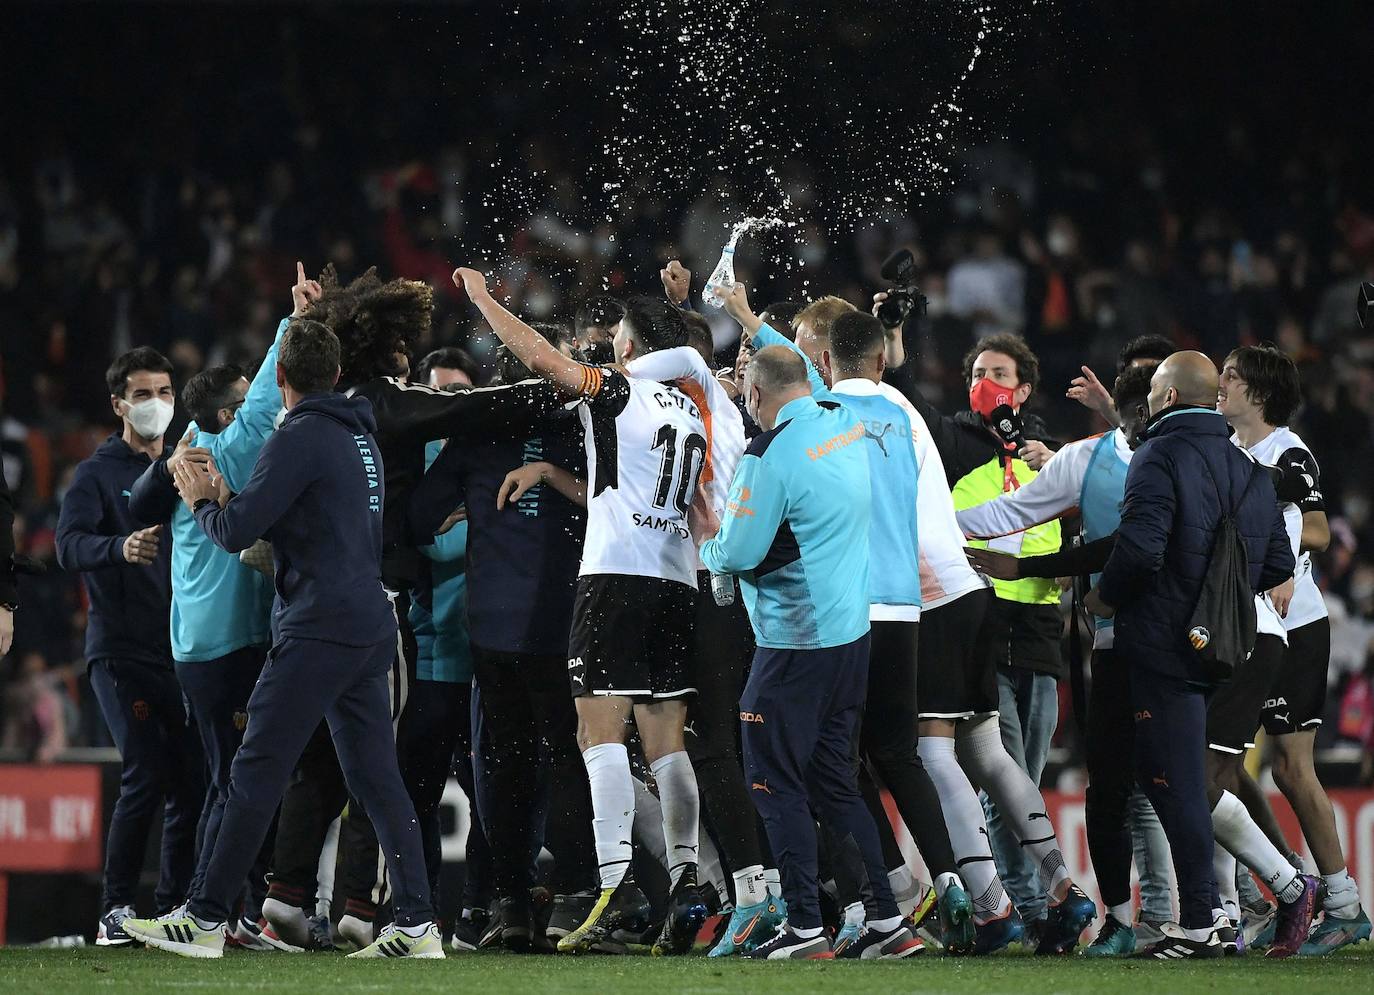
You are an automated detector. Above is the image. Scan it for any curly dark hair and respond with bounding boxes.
[308,264,434,386]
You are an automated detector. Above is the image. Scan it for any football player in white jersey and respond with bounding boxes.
[1219,345,1369,953]
[453,268,711,956]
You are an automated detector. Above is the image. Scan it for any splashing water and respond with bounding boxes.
[701,215,786,307]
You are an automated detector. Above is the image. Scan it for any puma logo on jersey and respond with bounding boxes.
[740,710,765,724]
[751,779,772,794]
[864,422,895,457]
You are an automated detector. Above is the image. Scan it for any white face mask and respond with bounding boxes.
[121,397,174,440]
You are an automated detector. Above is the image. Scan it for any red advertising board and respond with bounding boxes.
[0,765,103,873]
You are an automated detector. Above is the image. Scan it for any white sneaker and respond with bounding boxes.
[262,897,312,949]
[337,913,374,951]
[347,922,445,959]
[122,911,226,959]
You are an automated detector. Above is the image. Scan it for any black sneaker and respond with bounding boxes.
[1038,884,1096,955]
[546,891,597,942]
[1136,922,1224,959]
[480,895,539,953]
[651,865,709,956]
[836,923,925,960]
[1213,913,1240,956]
[557,878,650,954]
[450,907,489,952]
[96,905,135,947]
[745,927,833,960]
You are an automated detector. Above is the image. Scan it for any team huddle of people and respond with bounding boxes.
[49,251,1370,962]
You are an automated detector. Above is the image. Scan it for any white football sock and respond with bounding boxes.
[649,751,699,888]
[397,921,432,938]
[793,925,824,939]
[919,735,1010,924]
[955,717,1071,903]
[733,864,768,907]
[583,743,636,889]
[888,864,915,903]
[763,867,782,898]
[934,871,961,899]
[1214,846,1240,921]
[1323,868,1361,918]
[1109,901,1133,925]
[868,914,903,933]
[1210,791,1300,904]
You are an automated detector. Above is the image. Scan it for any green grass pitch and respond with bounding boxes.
[1,944,1371,994]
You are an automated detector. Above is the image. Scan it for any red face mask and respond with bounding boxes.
[969,377,1016,419]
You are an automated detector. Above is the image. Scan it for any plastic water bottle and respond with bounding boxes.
[701,243,737,310]
[710,572,736,606]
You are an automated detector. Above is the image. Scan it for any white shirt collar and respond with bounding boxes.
[830,377,883,395]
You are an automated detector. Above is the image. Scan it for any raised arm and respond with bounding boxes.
[454,267,587,394]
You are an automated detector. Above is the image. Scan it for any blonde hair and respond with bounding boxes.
[792,295,857,343]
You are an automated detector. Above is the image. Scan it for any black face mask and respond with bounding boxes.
[579,341,616,366]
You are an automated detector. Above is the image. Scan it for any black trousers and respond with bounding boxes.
[860,620,957,879]
[471,645,595,897]
[397,677,491,915]
[89,657,205,913]
[687,574,766,880]
[1084,647,1136,911]
[177,646,270,922]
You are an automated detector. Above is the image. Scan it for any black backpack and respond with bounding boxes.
[1179,440,1262,684]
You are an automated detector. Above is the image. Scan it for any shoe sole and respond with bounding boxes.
[135,931,223,960]
[95,936,133,947]
[346,947,446,959]
[863,939,925,960]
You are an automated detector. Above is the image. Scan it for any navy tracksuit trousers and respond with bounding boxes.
[176,646,269,921]
[1130,666,1216,930]
[739,632,898,930]
[189,635,432,927]
[89,657,205,913]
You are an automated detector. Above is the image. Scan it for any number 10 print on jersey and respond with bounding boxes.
[577,367,709,590]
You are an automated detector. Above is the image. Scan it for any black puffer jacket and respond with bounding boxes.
[1097,406,1294,681]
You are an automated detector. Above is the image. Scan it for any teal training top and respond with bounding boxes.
[700,394,872,650]
[167,318,287,662]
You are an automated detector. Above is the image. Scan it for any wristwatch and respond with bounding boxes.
[193,498,215,513]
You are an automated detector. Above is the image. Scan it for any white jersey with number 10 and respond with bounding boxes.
[577,365,708,589]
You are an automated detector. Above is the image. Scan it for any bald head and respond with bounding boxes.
[745,345,812,431]
[1148,350,1219,416]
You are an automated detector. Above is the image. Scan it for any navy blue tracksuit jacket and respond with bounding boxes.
[1097,406,1294,682]
[55,434,172,665]
[194,393,396,648]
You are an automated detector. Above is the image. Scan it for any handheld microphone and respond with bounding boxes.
[989,404,1024,450]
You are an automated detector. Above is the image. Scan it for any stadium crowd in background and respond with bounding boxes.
[2,0,1374,968]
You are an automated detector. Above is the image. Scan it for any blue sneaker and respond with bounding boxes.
[650,868,709,956]
[971,913,1021,955]
[938,884,975,952]
[1082,914,1136,958]
[1039,884,1096,955]
[96,905,135,947]
[707,897,786,957]
[829,907,862,962]
[1299,909,1372,956]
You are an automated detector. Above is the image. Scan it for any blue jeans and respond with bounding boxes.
[982,665,1058,922]
[1130,789,1175,924]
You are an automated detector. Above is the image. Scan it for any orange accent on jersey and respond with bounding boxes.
[676,378,715,486]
